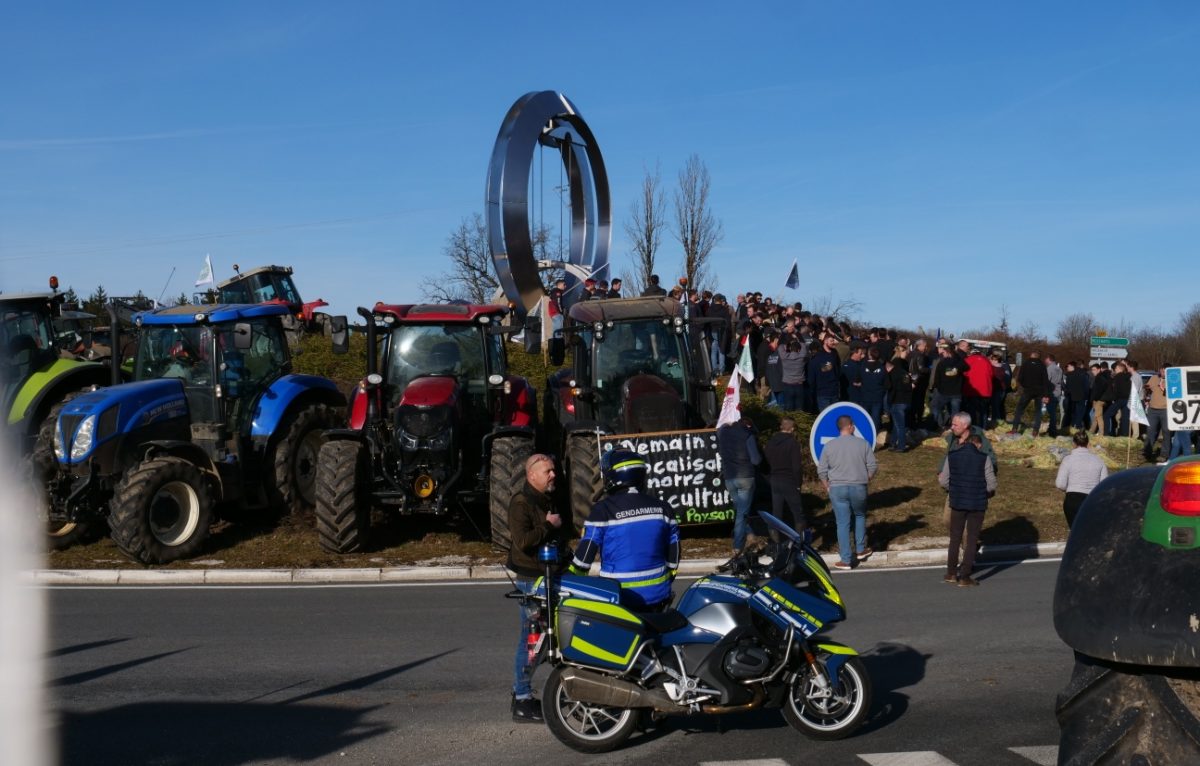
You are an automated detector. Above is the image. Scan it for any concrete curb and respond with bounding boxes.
[31,541,1065,586]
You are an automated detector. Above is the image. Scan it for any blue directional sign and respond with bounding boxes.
[808,401,878,464]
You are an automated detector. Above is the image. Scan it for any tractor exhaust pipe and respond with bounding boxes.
[559,667,684,713]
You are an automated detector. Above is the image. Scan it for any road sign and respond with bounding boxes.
[1090,346,1129,360]
[1090,337,1129,347]
[1166,366,1200,432]
[809,402,878,464]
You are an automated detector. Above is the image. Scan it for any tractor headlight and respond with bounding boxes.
[53,424,65,460]
[69,415,96,460]
[426,429,453,451]
[398,431,421,451]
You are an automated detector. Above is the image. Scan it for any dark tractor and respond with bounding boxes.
[216,264,332,336]
[1053,453,1200,763]
[314,303,537,553]
[543,296,718,529]
[3,283,116,549]
[47,303,347,564]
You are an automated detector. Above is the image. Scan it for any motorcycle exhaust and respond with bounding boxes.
[559,667,684,713]
[700,683,765,715]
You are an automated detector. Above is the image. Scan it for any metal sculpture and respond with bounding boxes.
[486,91,611,319]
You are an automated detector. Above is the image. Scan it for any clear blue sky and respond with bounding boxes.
[3,2,1198,341]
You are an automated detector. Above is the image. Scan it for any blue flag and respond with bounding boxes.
[784,259,799,290]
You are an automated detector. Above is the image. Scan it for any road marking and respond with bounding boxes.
[699,760,789,766]
[859,753,960,766]
[1009,746,1058,765]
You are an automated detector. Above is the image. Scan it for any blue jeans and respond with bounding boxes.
[889,403,908,449]
[710,341,726,376]
[1105,401,1129,437]
[513,577,538,698]
[1011,392,1043,435]
[829,483,868,564]
[1170,430,1195,460]
[727,476,756,552]
[930,392,961,429]
[863,400,883,434]
[816,394,838,413]
[780,382,805,411]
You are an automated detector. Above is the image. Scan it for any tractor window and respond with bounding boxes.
[385,324,486,396]
[134,326,214,386]
[592,319,687,423]
[272,275,301,305]
[486,332,505,376]
[2,304,56,393]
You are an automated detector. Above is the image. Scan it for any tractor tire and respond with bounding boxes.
[314,440,369,553]
[110,457,214,564]
[488,435,533,551]
[269,403,338,518]
[34,390,99,550]
[1056,652,1200,765]
[567,434,603,533]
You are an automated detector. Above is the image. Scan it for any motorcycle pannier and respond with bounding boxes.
[556,598,648,671]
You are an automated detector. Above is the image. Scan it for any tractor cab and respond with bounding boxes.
[216,265,329,326]
[2,293,61,403]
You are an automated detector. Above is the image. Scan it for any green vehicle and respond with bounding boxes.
[3,287,116,546]
[1053,454,1200,763]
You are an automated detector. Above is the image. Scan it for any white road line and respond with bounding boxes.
[699,760,789,766]
[1009,745,1058,765]
[858,753,961,766]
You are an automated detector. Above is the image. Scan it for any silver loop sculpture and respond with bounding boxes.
[486,91,611,319]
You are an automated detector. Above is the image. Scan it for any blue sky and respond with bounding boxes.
[3,2,1198,340]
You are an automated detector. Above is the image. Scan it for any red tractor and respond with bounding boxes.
[314,303,538,552]
[215,264,331,335]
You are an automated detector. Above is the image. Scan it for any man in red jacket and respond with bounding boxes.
[962,348,994,432]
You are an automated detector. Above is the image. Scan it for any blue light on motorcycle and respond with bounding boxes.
[538,544,559,564]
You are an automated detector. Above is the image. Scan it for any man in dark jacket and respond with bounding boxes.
[1061,361,1090,433]
[1009,351,1050,436]
[718,417,762,553]
[1089,363,1111,435]
[930,344,967,429]
[938,434,996,587]
[760,332,785,407]
[807,334,842,413]
[764,418,806,536]
[641,274,667,297]
[506,453,570,722]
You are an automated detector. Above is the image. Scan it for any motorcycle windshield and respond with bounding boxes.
[759,511,800,543]
[761,510,845,609]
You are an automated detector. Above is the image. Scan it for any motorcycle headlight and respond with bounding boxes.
[53,424,65,460]
[69,414,97,460]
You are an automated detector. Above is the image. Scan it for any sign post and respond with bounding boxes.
[808,402,878,464]
[1089,336,1129,365]
[1166,366,1200,432]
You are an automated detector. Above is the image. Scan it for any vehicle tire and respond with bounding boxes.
[269,403,338,517]
[314,440,369,553]
[1056,652,1200,764]
[783,653,872,739]
[110,457,214,565]
[33,390,97,549]
[488,435,533,551]
[542,665,638,753]
[568,434,602,533]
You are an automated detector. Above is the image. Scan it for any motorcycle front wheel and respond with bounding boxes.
[542,665,638,753]
[784,654,872,739]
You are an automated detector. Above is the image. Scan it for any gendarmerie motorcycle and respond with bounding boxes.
[513,512,872,753]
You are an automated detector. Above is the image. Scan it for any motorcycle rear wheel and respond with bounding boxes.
[784,654,871,739]
[543,665,638,753]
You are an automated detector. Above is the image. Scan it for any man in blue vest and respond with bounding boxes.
[570,449,680,611]
[938,434,997,587]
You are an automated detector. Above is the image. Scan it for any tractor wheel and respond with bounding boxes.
[314,440,370,553]
[110,457,214,564]
[269,403,338,517]
[33,390,99,550]
[1056,652,1200,764]
[567,434,603,533]
[488,435,533,551]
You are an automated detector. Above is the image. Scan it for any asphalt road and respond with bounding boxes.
[47,559,1071,766]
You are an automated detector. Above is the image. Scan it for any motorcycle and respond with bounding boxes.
[513,512,872,753]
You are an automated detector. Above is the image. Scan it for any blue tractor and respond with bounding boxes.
[47,303,347,564]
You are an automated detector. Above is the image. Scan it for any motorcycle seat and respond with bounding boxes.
[639,609,689,634]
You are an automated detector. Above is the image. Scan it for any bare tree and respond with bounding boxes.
[1131,327,1174,370]
[1056,312,1099,350]
[424,214,498,304]
[808,289,864,325]
[1179,303,1200,359]
[1014,319,1047,347]
[672,154,723,290]
[993,304,1011,340]
[623,164,667,295]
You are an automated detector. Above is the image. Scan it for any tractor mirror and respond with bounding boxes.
[329,315,349,355]
[548,337,565,366]
[233,322,253,350]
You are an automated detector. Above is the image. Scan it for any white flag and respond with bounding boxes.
[195,254,214,287]
[716,367,742,428]
[1129,375,1150,427]
[735,333,754,383]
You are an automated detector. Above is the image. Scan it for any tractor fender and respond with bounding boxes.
[250,374,345,439]
[136,440,225,500]
[8,357,109,435]
[1053,464,1200,667]
[481,426,535,462]
[321,428,368,444]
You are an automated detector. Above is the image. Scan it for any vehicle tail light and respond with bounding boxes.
[1161,462,1200,516]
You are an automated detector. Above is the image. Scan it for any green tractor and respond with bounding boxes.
[3,283,116,547]
[1053,448,1200,762]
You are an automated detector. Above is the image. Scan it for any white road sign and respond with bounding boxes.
[1166,365,1200,432]
[1090,346,1129,360]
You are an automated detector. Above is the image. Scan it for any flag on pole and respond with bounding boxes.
[195,254,215,287]
[717,335,755,427]
[735,332,754,383]
[1129,376,1150,427]
[935,327,942,342]
[784,259,799,290]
